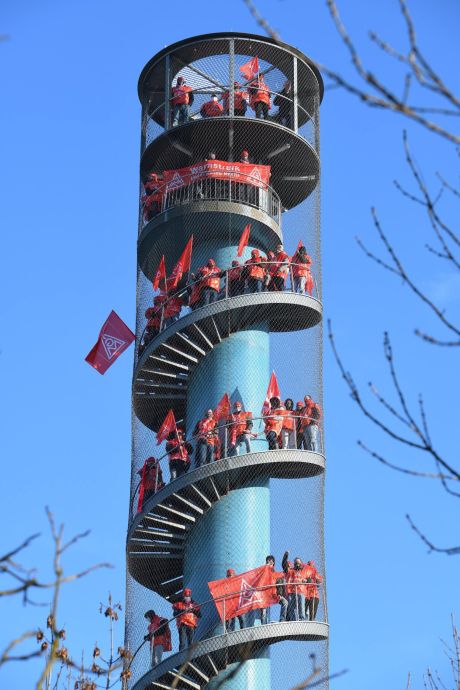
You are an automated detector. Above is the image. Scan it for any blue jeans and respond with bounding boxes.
[196,440,214,467]
[294,276,306,293]
[230,433,251,456]
[247,278,263,293]
[172,103,190,126]
[201,287,219,306]
[178,625,194,650]
[151,644,163,667]
[279,596,288,622]
[287,593,306,621]
[304,424,320,452]
[226,615,245,631]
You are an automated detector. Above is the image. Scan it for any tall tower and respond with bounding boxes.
[126,33,327,689]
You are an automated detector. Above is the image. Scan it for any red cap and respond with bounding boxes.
[227,568,236,577]
[241,149,249,157]
[183,588,192,596]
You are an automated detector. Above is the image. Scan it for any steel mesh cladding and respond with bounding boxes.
[126,33,327,690]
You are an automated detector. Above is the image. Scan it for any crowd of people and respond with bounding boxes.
[169,74,293,127]
[136,394,322,511]
[138,243,315,355]
[143,551,322,668]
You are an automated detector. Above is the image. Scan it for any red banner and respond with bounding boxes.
[214,393,231,421]
[261,371,281,414]
[157,409,177,445]
[85,310,135,375]
[163,160,271,192]
[240,56,260,81]
[208,565,279,622]
[170,236,194,288]
[237,224,251,257]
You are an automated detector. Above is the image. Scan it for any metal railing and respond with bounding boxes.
[131,581,326,676]
[137,260,320,359]
[141,171,282,227]
[130,412,323,521]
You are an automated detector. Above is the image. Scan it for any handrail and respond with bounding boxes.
[129,412,323,521]
[128,580,325,677]
[140,169,282,226]
[136,260,319,357]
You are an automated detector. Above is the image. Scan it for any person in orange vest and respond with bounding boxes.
[292,245,314,295]
[304,560,323,621]
[197,258,223,306]
[144,609,172,667]
[166,428,193,481]
[200,93,224,118]
[172,589,201,650]
[302,395,322,452]
[264,396,284,450]
[137,457,165,511]
[163,278,185,327]
[139,297,164,355]
[282,551,308,621]
[280,398,296,449]
[244,248,266,293]
[225,569,246,631]
[171,76,194,127]
[222,82,249,116]
[294,401,306,449]
[227,260,245,297]
[141,173,162,221]
[268,243,290,292]
[263,250,276,289]
[194,409,218,466]
[239,149,250,164]
[248,74,271,119]
[227,401,254,456]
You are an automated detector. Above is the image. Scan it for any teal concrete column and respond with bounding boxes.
[184,313,271,687]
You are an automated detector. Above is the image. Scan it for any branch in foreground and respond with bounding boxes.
[406,515,460,555]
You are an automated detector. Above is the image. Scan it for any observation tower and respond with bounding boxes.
[126,33,327,689]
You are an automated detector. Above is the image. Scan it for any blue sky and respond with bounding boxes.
[1,1,459,688]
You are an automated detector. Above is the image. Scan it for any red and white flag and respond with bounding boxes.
[157,409,177,445]
[85,310,135,375]
[261,371,281,414]
[240,56,260,81]
[169,236,194,288]
[208,565,279,622]
[214,393,231,421]
[237,224,251,257]
[153,255,167,292]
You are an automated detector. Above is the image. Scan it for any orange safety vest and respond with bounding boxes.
[292,253,312,278]
[173,601,200,628]
[148,617,172,651]
[249,78,271,108]
[280,408,295,431]
[201,100,223,117]
[222,89,248,112]
[245,257,266,281]
[197,417,217,443]
[264,408,284,436]
[227,411,252,445]
[200,266,221,292]
[167,438,190,463]
[286,566,309,596]
[171,84,193,105]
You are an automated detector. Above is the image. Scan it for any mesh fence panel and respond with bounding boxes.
[126,33,327,690]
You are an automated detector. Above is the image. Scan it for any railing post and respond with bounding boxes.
[225,268,229,300]
[223,596,227,635]
[293,56,298,134]
[290,263,294,293]
[164,53,171,131]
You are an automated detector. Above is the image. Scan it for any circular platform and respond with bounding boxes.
[132,621,329,690]
[140,118,319,209]
[138,202,282,281]
[127,449,325,595]
[133,291,322,431]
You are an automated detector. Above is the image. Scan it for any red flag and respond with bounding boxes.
[290,239,303,262]
[208,565,278,622]
[85,310,135,375]
[261,371,281,414]
[237,224,251,257]
[157,409,177,445]
[214,393,231,421]
[153,255,167,292]
[170,236,194,288]
[240,56,260,81]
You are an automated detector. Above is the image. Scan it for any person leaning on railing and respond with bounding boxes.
[301,395,323,452]
[144,609,172,668]
[264,396,284,450]
[282,552,309,622]
[304,560,323,621]
[141,172,162,222]
[165,427,193,481]
[222,82,249,116]
[171,76,194,127]
[137,457,165,510]
[192,258,224,307]
[200,93,224,118]
[267,243,290,292]
[227,260,246,297]
[172,588,201,651]
[291,244,314,295]
[248,74,271,120]
[227,401,254,456]
[244,248,267,293]
[194,409,218,467]
[280,398,296,449]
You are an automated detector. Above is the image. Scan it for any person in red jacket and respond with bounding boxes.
[268,243,290,292]
[137,457,165,511]
[302,395,322,452]
[141,173,162,221]
[264,396,284,450]
[292,245,314,295]
[227,260,245,297]
[304,560,323,621]
[200,94,223,118]
[144,609,172,667]
[222,82,249,116]
[282,551,309,621]
[280,398,296,449]
[249,74,271,119]
[227,401,254,456]
[244,249,266,293]
[240,149,250,164]
[163,278,185,326]
[197,258,223,306]
[294,400,306,449]
[171,76,194,127]
[166,428,193,481]
[194,409,218,466]
[172,589,201,650]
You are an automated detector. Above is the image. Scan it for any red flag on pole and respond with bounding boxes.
[208,565,279,622]
[240,56,260,81]
[237,224,251,257]
[214,393,231,421]
[170,235,194,288]
[157,409,177,445]
[85,310,135,375]
[153,255,167,292]
[261,371,281,414]
[290,239,303,262]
